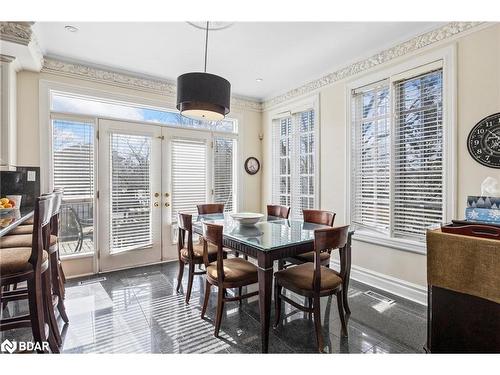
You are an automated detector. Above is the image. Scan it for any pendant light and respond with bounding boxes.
[177,22,231,121]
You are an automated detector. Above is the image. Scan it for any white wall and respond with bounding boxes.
[262,24,500,292]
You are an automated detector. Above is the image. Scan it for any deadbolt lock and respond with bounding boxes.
[165,193,170,197]
[154,192,160,197]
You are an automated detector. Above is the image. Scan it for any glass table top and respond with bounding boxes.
[193,213,330,251]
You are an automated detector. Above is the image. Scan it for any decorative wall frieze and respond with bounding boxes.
[41,57,263,112]
[262,22,485,110]
[0,22,33,45]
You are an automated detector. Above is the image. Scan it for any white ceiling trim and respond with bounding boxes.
[41,57,263,112]
[262,21,484,110]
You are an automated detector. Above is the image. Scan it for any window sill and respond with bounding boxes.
[352,230,426,255]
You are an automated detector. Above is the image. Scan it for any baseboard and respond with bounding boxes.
[331,260,427,306]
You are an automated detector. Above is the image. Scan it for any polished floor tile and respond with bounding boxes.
[1,261,426,354]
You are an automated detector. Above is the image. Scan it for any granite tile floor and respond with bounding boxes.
[0,261,427,354]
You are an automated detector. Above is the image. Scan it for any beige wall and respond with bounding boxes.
[262,24,500,288]
[16,70,263,212]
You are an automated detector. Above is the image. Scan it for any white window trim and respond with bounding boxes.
[268,94,321,212]
[39,80,242,211]
[345,44,457,254]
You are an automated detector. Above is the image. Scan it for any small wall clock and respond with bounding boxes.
[467,112,500,169]
[244,157,260,175]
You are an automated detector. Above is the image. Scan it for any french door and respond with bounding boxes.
[98,119,164,272]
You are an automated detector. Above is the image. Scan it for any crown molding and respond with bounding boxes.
[0,22,33,45]
[41,57,263,112]
[262,21,485,110]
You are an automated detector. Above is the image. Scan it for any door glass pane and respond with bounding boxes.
[171,138,207,220]
[110,133,152,253]
[52,119,95,256]
[214,137,235,212]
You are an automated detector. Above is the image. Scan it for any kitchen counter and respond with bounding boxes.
[0,207,34,237]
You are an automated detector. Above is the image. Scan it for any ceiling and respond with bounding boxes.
[33,22,445,101]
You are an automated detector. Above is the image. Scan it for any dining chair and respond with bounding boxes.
[273,225,350,352]
[267,204,290,219]
[200,222,259,337]
[0,189,69,329]
[197,203,225,215]
[176,212,221,304]
[0,194,60,353]
[284,209,336,268]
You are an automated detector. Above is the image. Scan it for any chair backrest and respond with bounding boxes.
[303,209,336,227]
[312,226,349,291]
[29,193,56,269]
[44,188,63,236]
[267,205,290,219]
[202,222,225,283]
[177,213,194,260]
[197,204,224,215]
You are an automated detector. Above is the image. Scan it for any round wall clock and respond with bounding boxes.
[467,112,500,169]
[244,157,260,175]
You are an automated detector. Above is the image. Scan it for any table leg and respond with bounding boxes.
[257,254,273,353]
[340,233,352,315]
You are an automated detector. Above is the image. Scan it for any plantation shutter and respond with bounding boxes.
[393,69,443,240]
[352,82,391,233]
[52,119,95,198]
[110,133,152,253]
[213,137,235,212]
[272,110,316,220]
[171,138,208,221]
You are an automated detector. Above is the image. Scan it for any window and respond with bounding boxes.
[51,118,95,255]
[213,137,236,212]
[272,108,317,219]
[51,92,236,133]
[351,66,444,243]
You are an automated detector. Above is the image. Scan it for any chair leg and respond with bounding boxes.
[273,282,282,328]
[176,260,184,292]
[43,270,61,350]
[50,253,68,323]
[185,263,195,304]
[313,296,324,353]
[1,284,10,311]
[214,287,225,337]
[238,286,243,306]
[343,289,351,316]
[308,297,313,319]
[336,291,348,337]
[201,280,211,319]
[243,254,248,260]
[27,273,48,353]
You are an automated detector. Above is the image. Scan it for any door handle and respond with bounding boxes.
[165,202,170,207]
[154,202,159,207]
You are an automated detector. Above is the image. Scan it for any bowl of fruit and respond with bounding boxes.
[0,197,17,214]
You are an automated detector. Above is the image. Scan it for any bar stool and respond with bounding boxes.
[0,194,60,353]
[0,190,69,338]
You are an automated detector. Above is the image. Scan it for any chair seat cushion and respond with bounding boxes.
[0,247,48,275]
[180,241,218,261]
[275,262,342,293]
[207,258,258,284]
[293,251,331,264]
[24,217,34,225]
[0,234,57,248]
[8,225,33,235]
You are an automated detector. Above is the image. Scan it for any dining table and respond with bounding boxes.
[193,213,354,353]
[0,207,34,237]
